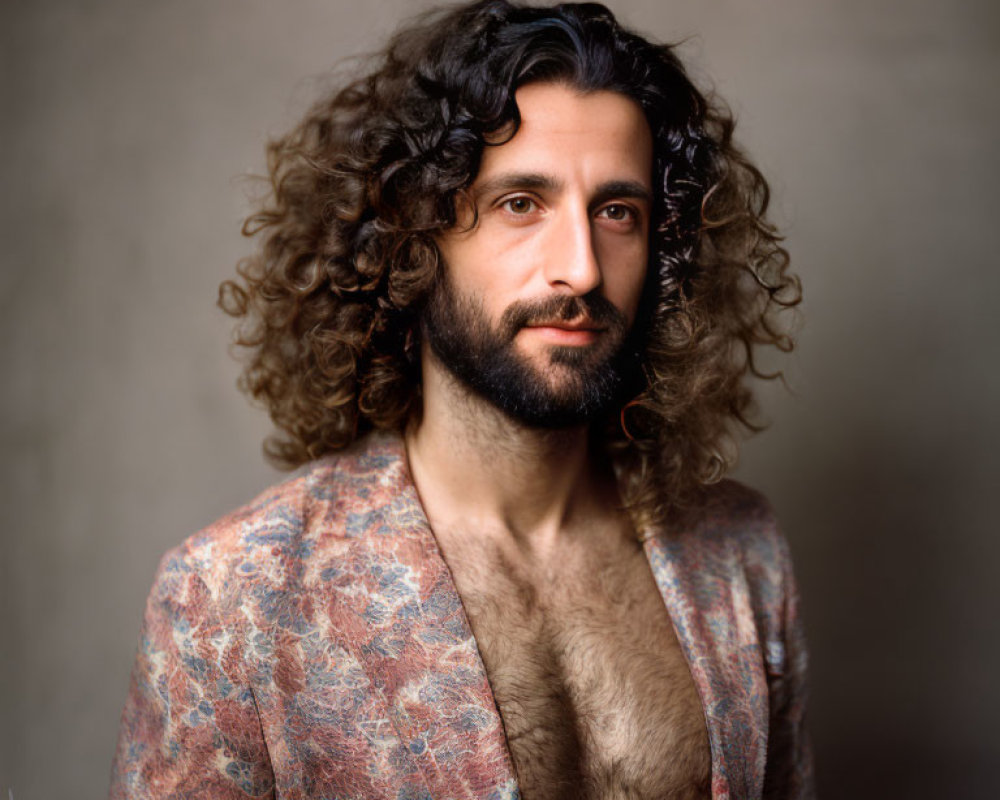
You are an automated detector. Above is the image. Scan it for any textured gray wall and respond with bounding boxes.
[2,1,998,798]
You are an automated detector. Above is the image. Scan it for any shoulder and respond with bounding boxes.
[676,478,792,572]
[651,479,796,620]
[666,480,801,672]
[150,430,407,607]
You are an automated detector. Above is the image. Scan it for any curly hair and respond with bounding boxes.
[219,0,800,523]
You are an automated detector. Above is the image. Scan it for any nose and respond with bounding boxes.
[543,203,602,296]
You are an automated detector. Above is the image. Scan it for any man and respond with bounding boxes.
[111,2,812,798]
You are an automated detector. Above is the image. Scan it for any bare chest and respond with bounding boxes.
[437,532,711,800]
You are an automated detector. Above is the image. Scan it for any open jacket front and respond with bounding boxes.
[110,432,814,799]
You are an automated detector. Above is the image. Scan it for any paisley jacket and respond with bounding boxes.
[110,432,814,799]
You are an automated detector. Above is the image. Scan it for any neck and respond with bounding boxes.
[405,352,615,553]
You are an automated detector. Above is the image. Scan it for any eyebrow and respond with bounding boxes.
[590,180,653,208]
[473,172,560,199]
[473,172,653,208]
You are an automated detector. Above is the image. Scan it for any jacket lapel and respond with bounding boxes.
[643,527,769,800]
[326,433,520,799]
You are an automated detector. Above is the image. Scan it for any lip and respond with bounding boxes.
[523,317,604,332]
[522,322,604,345]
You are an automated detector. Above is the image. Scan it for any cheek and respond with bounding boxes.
[606,249,649,324]
[435,237,521,325]
[436,238,488,294]
[441,229,537,298]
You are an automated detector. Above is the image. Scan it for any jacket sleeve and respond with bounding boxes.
[109,548,275,799]
[761,532,816,799]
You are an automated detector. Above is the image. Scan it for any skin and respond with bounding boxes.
[405,83,710,799]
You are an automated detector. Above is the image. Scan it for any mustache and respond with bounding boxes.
[498,293,627,339]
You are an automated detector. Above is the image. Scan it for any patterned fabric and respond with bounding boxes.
[110,431,813,799]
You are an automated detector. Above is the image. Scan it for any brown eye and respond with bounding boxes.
[503,196,536,214]
[601,203,634,222]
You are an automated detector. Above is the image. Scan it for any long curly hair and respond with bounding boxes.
[220,0,800,523]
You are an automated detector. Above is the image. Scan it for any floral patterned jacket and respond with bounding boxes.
[110,432,814,799]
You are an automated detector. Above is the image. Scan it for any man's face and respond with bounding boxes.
[425,82,654,428]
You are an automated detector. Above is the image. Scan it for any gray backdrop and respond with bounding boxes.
[2,1,998,797]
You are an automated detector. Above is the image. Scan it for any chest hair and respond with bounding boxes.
[434,526,711,800]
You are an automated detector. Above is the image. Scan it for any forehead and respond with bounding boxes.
[474,82,654,188]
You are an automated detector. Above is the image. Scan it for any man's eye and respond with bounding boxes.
[600,203,635,222]
[501,196,537,214]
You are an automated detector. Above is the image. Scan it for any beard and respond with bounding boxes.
[421,273,638,429]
